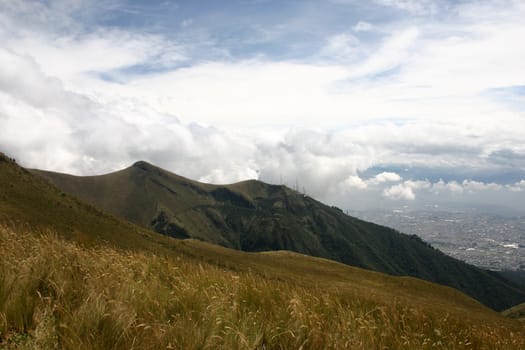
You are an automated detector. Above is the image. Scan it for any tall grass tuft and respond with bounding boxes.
[1,223,524,349]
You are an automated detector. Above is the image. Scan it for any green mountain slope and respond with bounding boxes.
[31,160,525,311]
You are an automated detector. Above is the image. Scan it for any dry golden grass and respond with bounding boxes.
[1,223,524,350]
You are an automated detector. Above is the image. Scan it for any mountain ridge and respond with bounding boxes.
[1,150,515,315]
[31,159,525,311]
[3,150,525,348]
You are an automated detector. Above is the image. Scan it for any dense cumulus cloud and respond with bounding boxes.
[0,0,524,213]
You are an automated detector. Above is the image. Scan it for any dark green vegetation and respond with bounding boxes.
[32,160,525,311]
[499,270,525,289]
[1,152,525,348]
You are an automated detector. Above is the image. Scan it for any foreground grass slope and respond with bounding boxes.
[2,224,525,350]
[32,160,525,311]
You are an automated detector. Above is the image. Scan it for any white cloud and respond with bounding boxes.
[353,21,374,32]
[383,180,431,200]
[343,175,368,190]
[198,166,259,184]
[0,46,255,178]
[126,61,350,125]
[2,0,524,129]
[6,30,186,86]
[400,23,525,98]
[370,172,402,184]
[432,179,464,194]
[320,33,361,60]
[383,184,415,200]
[344,27,419,80]
[462,180,502,193]
[507,180,525,192]
[0,48,68,108]
[382,178,512,201]
[430,179,508,194]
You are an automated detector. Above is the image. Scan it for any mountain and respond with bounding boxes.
[31,160,525,311]
[0,153,525,349]
[0,154,177,253]
[499,270,525,289]
[2,152,525,349]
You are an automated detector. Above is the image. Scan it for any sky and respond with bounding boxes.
[0,0,524,213]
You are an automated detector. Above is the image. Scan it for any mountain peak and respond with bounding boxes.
[132,160,151,167]
[132,160,156,171]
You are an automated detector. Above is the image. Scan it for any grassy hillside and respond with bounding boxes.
[503,302,525,321]
[32,160,525,311]
[2,224,525,349]
[0,155,171,252]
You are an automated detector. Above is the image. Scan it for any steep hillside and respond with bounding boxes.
[31,160,525,311]
[0,154,176,253]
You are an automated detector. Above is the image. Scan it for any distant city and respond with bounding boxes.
[351,209,524,271]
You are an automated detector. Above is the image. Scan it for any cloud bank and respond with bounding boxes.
[0,0,524,213]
